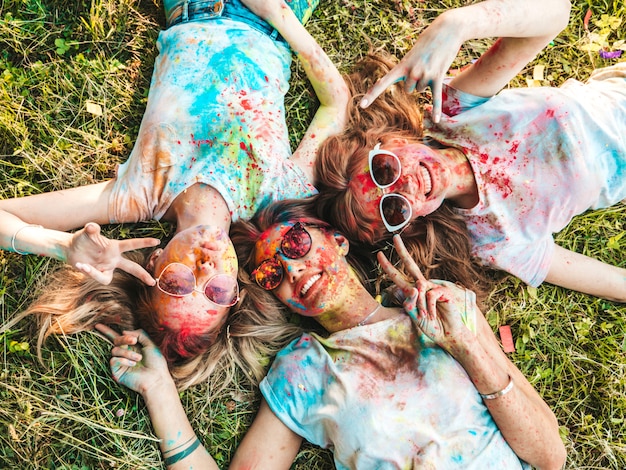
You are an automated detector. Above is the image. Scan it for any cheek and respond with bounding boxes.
[354,173,379,198]
[151,293,224,330]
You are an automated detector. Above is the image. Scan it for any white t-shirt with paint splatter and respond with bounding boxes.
[108,19,315,224]
[261,287,529,469]
[427,67,626,286]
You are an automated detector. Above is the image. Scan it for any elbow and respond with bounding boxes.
[554,0,572,34]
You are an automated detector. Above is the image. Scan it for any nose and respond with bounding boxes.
[281,257,308,284]
[394,175,422,200]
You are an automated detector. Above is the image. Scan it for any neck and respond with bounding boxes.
[438,147,478,209]
[165,183,231,232]
[317,292,397,333]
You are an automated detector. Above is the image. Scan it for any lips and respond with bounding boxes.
[420,164,432,196]
[300,273,321,296]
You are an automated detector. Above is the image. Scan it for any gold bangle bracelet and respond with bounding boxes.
[479,375,514,400]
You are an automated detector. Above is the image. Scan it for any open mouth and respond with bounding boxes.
[420,164,432,196]
[301,273,321,296]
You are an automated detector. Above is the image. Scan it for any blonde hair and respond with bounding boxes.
[3,249,304,391]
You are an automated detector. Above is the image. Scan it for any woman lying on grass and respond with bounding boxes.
[0,0,348,390]
[98,198,566,469]
[314,0,626,302]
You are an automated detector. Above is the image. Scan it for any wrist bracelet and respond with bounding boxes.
[479,375,514,400]
[11,224,43,255]
[163,437,201,466]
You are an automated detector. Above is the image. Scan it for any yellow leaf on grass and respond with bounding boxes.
[85,100,103,116]
[533,64,545,82]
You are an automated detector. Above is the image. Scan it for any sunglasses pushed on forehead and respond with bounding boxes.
[252,222,315,291]
[368,142,413,232]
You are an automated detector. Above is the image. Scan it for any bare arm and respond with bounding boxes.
[545,245,626,302]
[97,325,301,470]
[242,0,350,182]
[380,235,567,470]
[361,0,571,122]
[0,182,159,284]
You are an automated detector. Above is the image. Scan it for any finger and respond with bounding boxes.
[117,257,156,286]
[376,250,413,291]
[84,222,101,235]
[94,323,120,343]
[360,68,407,108]
[84,223,111,250]
[430,79,443,124]
[110,359,134,382]
[113,331,139,348]
[112,345,143,362]
[117,237,161,253]
[402,287,419,322]
[131,329,158,350]
[426,286,449,321]
[392,235,428,283]
[75,262,113,285]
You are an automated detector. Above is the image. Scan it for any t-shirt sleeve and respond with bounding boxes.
[259,334,331,448]
[472,237,556,287]
[441,81,492,117]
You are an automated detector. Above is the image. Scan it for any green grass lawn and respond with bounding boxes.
[1,0,626,468]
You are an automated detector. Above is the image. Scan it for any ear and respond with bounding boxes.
[146,248,163,273]
[333,232,350,256]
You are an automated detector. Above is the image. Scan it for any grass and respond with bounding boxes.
[1,0,625,468]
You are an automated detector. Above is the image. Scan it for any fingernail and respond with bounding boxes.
[359,98,369,108]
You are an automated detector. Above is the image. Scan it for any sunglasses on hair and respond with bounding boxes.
[252,222,314,291]
[155,262,240,307]
[368,142,413,232]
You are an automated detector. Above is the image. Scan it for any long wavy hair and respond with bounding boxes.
[2,247,305,391]
[314,52,491,302]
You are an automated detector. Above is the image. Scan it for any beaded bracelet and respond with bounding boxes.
[479,375,515,400]
[10,224,43,255]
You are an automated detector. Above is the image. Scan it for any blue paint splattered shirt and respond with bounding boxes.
[261,289,530,469]
[426,65,626,286]
[108,7,316,224]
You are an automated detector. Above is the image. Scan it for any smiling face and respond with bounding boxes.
[353,139,452,231]
[148,225,239,337]
[253,222,354,317]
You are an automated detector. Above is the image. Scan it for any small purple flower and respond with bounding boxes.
[115,409,125,417]
[599,50,623,59]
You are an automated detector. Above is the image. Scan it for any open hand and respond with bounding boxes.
[377,234,474,351]
[68,222,159,286]
[95,324,172,397]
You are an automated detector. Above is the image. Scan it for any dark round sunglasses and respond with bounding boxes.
[155,262,239,307]
[252,222,314,290]
[368,142,413,232]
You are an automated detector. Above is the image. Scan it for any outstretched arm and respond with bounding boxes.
[243,0,350,182]
[361,0,571,122]
[0,182,159,284]
[546,245,626,302]
[96,325,301,470]
[379,235,567,470]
